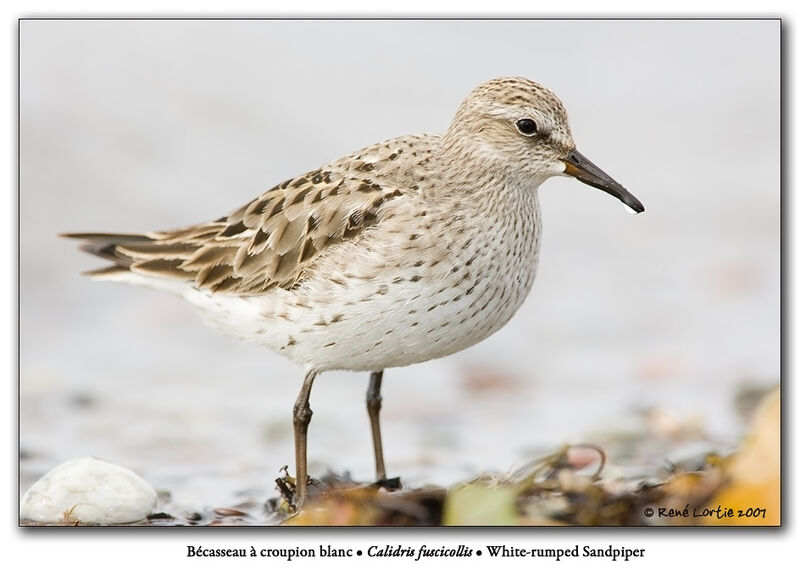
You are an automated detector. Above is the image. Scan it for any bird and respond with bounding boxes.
[63,76,644,507]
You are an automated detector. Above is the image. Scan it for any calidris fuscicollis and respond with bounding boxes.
[64,77,644,506]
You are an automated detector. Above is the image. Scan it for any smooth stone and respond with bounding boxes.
[21,456,158,524]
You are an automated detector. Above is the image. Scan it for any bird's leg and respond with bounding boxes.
[292,368,317,507]
[366,370,387,481]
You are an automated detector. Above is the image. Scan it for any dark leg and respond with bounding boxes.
[293,368,317,507]
[366,370,387,480]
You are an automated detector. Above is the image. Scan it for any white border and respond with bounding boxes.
[5,2,793,567]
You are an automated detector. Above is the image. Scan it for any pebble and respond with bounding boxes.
[20,457,157,525]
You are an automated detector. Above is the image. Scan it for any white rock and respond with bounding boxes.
[21,457,158,525]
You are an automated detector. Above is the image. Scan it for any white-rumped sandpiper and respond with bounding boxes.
[65,77,644,506]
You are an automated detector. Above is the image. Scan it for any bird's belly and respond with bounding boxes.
[184,193,541,372]
[185,254,536,372]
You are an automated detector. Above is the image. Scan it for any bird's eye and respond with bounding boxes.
[515,118,538,136]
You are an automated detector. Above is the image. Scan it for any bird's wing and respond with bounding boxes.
[65,165,407,295]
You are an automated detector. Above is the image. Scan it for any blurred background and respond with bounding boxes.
[20,20,779,512]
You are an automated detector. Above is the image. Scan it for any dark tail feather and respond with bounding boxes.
[60,232,154,243]
[61,232,154,268]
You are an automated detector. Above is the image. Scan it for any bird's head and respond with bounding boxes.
[444,76,644,214]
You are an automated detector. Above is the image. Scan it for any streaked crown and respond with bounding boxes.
[442,77,576,182]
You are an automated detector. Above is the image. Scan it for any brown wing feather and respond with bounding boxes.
[66,169,406,295]
[63,135,435,294]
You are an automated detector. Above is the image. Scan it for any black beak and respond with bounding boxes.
[563,148,644,214]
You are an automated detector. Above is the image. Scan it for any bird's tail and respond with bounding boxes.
[61,231,203,297]
[61,232,156,277]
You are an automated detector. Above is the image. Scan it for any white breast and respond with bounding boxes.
[183,187,542,372]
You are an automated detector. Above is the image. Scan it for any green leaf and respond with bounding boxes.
[442,484,518,526]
